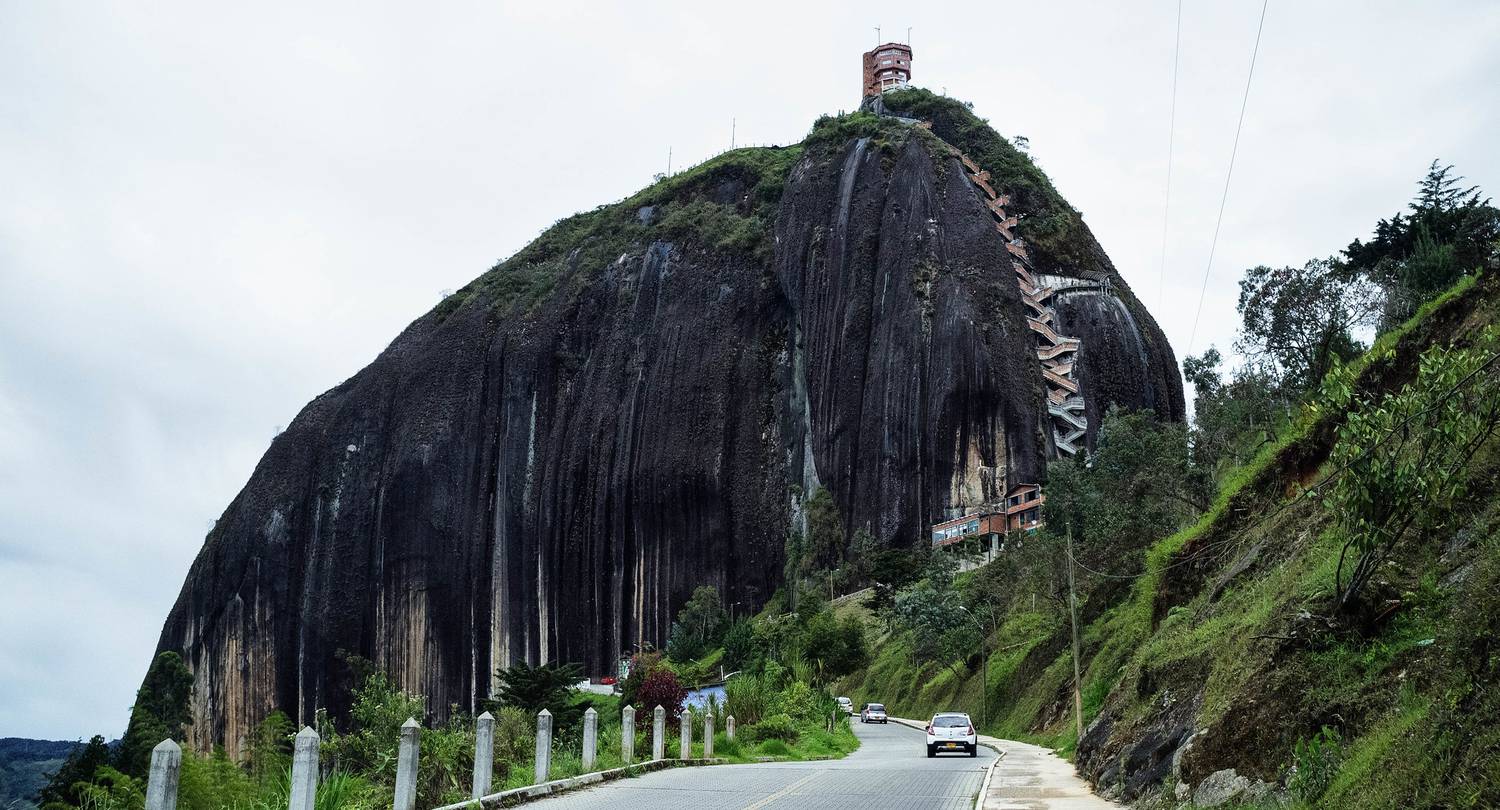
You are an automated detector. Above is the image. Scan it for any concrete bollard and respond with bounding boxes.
[727,715,736,741]
[144,739,181,810]
[289,727,319,810]
[472,711,494,800]
[393,718,420,810]
[704,712,715,759]
[535,709,553,783]
[582,707,598,772]
[621,705,636,763]
[652,706,665,760]
[679,707,692,760]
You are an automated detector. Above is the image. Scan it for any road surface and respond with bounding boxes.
[526,716,995,809]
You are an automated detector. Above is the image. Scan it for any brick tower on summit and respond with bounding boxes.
[862,42,912,96]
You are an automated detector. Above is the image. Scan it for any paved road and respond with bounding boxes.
[527,717,995,809]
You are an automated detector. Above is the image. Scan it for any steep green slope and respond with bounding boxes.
[838,270,1500,807]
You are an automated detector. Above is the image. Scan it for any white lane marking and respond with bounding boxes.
[737,769,823,810]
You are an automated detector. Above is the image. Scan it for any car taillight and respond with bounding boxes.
[926,725,934,734]
[967,725,975,735]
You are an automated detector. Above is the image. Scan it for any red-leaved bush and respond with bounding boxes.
[635,667,688,724]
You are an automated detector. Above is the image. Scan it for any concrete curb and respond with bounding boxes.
[431,758,726,809]
[972,754,1001,810]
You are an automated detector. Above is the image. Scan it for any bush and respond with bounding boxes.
[491,706,534,781]
[713,734,742,758]
[744,714,799,743]
[768,680,822,724]
[725,674,768,725]
[619,649,663,709]
[636,667,688,725]
[1288,726,1344,802]
[756,739,793,757]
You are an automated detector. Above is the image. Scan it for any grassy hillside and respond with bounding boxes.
[838,270,1500,807]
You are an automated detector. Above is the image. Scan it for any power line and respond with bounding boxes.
[1156,0,1183,311]
[1187,0,1270,355]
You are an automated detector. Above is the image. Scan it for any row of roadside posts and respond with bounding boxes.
[140,704,736,810]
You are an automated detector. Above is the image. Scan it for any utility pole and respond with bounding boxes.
[960,606,988,729]
[1066,522,1084,742]
[731,118,736,149]
[667,146,672,176]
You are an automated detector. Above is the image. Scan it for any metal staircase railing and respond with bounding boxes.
[940,141,1089,458]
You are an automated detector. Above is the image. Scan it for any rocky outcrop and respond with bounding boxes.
[151,109,1184,755]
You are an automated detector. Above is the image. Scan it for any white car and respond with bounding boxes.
[860,703,888,724]
[926,712,977,757]
[836,696,854,715]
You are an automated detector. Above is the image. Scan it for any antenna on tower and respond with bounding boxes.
[874,26,880,44]
[906,27,912,44]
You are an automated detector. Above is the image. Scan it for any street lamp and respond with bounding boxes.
[958,606,988,730]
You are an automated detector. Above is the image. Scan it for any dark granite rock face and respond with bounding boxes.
[151,119,1184,754]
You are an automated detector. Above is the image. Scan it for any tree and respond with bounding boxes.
[117,651,195,778]
[1236,258,1382,393]
[1044,408,1206,562]
[892,582,969,668]
[863,547,928,619]
[1184,347,1284,476]
[486,661,586,732]
[721,618,762,672]
[1320,329,1500,610]
[37,735,111,809]
[247,710,294,783]
[802,611,869,680]
[1345,161,1500,323]
[666,585,729,663]
[803,487,845,571]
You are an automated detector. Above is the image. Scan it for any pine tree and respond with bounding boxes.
[116,651,194,778]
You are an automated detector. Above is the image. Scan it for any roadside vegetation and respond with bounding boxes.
[38,579,862,810]
[836,161,1500,808]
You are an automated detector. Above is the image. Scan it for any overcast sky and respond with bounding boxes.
[3,1,1498,741]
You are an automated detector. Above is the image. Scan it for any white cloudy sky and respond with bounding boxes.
[2,1,1497,741]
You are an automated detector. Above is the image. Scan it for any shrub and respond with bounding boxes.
[756,739,793,757]
[724,674,768,725]
[636,667,688,724]
[1288,726,1344,802]
[321,670,425,776]
[714,734,742,758]
[768,680,822,724]
[619,649,664,708]
[744,714,799,743]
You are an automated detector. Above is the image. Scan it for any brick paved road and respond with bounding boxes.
[526,716,994,809]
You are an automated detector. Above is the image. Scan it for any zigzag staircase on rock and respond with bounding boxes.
[936,138,1091,457]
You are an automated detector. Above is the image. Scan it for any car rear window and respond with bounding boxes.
[868,704,885,711]
[933,715,969,727]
